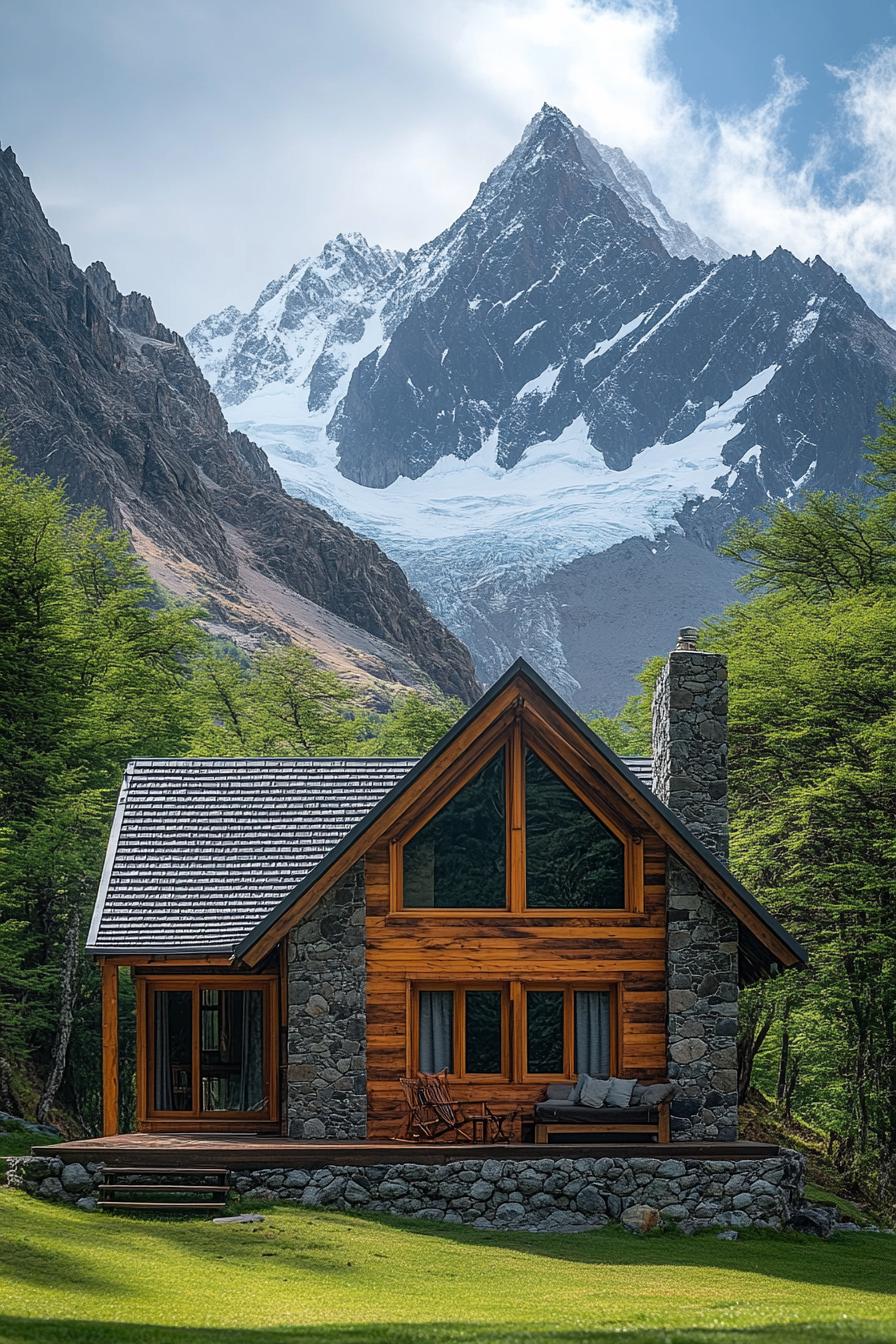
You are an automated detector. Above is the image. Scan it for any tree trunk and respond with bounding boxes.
[36,908,79,1124]
[0,1055,20,1114]
[776,1025,791,1104]
[737,996,774,1102]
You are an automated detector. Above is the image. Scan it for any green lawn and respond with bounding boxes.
[1,1188,895,1344]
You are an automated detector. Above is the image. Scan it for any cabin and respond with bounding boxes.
[86,638,805,1150]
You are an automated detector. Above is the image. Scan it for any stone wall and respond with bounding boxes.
[7,1150,806,1234]
[286,861,367,1139]
[652,639,739,1141]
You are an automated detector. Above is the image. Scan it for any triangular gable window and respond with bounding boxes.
[394,724,640,914]
[525,748,625,909]
[402,749,506,908]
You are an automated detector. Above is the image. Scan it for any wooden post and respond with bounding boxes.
[101,959,119,1136]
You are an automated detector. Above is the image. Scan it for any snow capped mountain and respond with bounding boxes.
[188,232,404,418]
[189,104,896,711]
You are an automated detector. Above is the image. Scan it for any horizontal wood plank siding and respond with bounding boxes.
[365,833,668,1138]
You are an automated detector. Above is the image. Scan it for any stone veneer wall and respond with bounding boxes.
[7,1151,806,1234]
[286,861,367,1139]
[652,644,739,1142]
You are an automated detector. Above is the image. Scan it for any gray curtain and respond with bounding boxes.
[237,990,265,1111]
[418,990,453,1072]
[154,992,172,1110]
[574,991,610,1075]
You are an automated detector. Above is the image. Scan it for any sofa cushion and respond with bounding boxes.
[635,1082,675,1106]
[544,1083,574,1101]
[604,1076,637,1107]
[579,1076,613,1109]
[534,1102,655,1124]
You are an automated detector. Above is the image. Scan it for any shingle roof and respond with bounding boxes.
[87,753,654,955]
[87,757,415,954]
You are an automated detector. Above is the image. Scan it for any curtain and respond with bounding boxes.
[154,992,173,1110]
[237,990,265,1112]
[418,990,453,1072]
[574,990,610,1075]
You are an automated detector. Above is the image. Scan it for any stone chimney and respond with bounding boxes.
[651,627,728,861]
[652,627,738,1142]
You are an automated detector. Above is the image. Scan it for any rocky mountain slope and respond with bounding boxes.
[190,104,896,711]
[0,145,479,704]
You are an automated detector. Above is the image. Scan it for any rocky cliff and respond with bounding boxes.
[0,145,479,704]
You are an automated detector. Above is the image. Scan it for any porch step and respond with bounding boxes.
[98,1184,229,1193]
[98,1166,231,1215]
[102,1166,229,1176]
[98,1200,228,1211]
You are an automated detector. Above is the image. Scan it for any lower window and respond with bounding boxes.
[416,985,507,1079]
[412,982,614,1081]
[147,977,275,1119]
[523,986,613,1079]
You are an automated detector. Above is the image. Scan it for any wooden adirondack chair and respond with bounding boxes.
[395,1071,519,1142]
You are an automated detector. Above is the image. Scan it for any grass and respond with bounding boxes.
[1,1189,896,1344]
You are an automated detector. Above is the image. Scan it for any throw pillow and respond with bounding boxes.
[604,1075,637,1107]
[569,1073,589,1104]
[579,1075,613,1109]
[638,1082,675,1106]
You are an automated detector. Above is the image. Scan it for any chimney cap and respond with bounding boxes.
[674,626,699,652]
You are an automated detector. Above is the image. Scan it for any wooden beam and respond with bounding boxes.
[101,959,120,1137]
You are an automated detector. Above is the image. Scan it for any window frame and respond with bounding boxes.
[408,979,620,1083]
[389,719,644,916]
[143,974,279,1125]
[518,981,621,1083]
[409,982,511,1082]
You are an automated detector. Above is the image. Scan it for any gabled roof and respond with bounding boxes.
[86,746,653,955]
[86,757,416,954]
[232,659,806,979]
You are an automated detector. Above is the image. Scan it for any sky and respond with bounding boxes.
[2,0,895,330]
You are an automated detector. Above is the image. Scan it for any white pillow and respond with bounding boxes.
[579,1075,613,1109]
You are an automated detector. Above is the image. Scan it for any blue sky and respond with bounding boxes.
[2,0,895,328]
[671,1,895,170]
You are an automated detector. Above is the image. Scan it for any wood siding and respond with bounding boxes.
[365,835,669,1138]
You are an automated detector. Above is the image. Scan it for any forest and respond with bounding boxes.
[1,402,894,1207]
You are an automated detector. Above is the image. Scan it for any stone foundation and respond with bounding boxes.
[286,861,367,1139]
[8,1150,805,1234]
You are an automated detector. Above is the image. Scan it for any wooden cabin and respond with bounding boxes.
[87,646,805,1144]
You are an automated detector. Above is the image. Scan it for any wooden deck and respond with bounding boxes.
[32,1132,782,1170]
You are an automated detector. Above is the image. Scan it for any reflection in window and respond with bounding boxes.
[526,990,565,1074]
[465,990,503,1075]
[200,989,265,1112]
[525,750,625,908]
[403,751,506,908]
[153,990,193,1111]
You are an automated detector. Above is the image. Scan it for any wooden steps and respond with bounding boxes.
[98,1166,230,1214]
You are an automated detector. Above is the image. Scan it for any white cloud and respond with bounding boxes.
[449,1,896,322]
[3,0,895,327]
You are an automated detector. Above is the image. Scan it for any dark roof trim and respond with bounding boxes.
[236,657,806,968]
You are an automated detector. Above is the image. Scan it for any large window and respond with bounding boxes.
[525,750,625,909]
[394,728,639,914]
[147,977,276,1120]
[412,982,613,1081]
[415,985,508,1078]
[402,750,506,909]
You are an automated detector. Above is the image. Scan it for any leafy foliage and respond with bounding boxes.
[597,403,896,1202]
[0,446,461,1130]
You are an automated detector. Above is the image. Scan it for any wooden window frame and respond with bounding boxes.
[518,981,621,1083]
[408,979,620,1084]
[142,973,279,1130]
[409,982,511,1082]
[389,718,644,917]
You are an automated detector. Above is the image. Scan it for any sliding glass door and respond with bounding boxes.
[145,976,277,1126]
